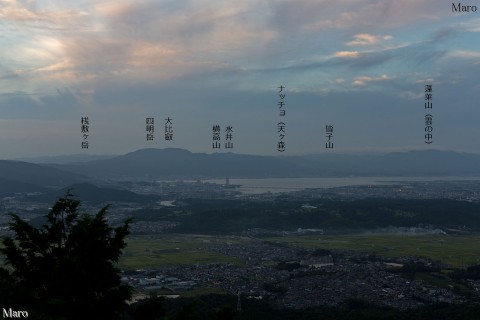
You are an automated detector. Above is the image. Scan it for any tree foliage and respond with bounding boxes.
[0,192,132,320]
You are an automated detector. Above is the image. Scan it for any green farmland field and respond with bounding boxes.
[266,234,480,268]
[4,232,478,270]
[119,235,243,269]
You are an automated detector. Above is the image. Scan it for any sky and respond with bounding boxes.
[0,0,479,158]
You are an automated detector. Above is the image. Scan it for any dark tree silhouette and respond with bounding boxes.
[0,192,132,320]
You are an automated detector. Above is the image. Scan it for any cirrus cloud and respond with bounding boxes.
[353,74,391,86]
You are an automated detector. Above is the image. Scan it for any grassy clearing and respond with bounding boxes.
[119,235,244,269]
[414,272,471,294]
[266,234,480,268]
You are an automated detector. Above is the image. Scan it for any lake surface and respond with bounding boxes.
[205,176,480,194]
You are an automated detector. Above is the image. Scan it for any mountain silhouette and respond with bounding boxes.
[43,148,480,180]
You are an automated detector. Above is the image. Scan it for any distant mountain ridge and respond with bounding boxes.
[48,148,299,180]
[44,148,480,180]
[1,148,479,196]
[13,154,117,164]
[27,182,158,204]
[0,160,86,189]
[0,178,49,198]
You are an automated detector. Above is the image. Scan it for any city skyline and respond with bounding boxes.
[1,1,479,157]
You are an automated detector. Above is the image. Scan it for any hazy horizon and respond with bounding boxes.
[7,147,480,163]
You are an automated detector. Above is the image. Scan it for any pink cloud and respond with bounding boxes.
[347,34,378,46]
[335,51,360,58]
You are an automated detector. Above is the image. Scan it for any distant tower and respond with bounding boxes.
[236,291,241,312]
